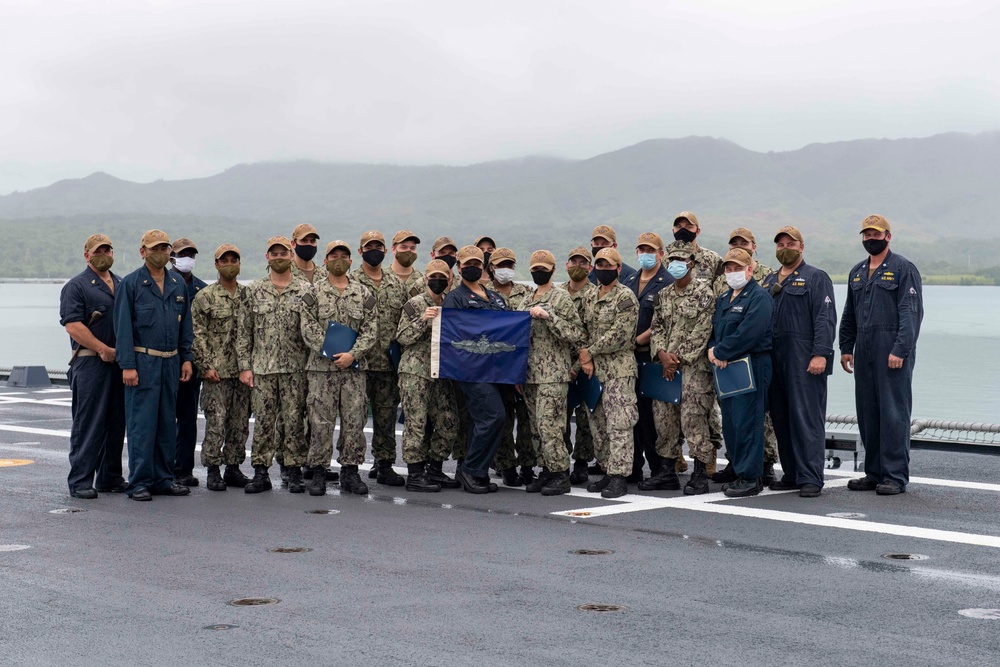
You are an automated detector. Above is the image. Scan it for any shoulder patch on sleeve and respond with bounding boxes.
[403,301,418,318]
[617,296,637,312]
[301,292,317,308]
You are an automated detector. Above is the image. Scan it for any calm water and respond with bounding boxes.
[2,282,998,423]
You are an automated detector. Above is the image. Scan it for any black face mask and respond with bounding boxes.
[482,251,492,268]
[591,246,606,261]
[531,269,553,285]
[594,268,618,286]
[673,228,697,243]
[862,238,888,256]
[362,249,385,266]
[460,266,483,283]
[294,244,317,262]
[428,278,448,295]
[440,254,457,269]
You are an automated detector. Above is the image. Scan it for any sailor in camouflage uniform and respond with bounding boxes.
[557,246,598,484]
[389,230,425,298]
[644,242,717,495]
[580,248,639,499]
[299,240,378,496]
[486,247,540,486]
[395,260,463,492]
[351,230,408,486]
[519,250,585,496]
[191,244,251,491]
[290,223,326,284]
[713,227,779,485]
[236,236,314,495]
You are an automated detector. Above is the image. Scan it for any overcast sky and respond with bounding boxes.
[2,0,998,194]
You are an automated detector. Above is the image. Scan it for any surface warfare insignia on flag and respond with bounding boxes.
[431,309,531,384]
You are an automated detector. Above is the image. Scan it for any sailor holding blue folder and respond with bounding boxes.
[707,247,774,498]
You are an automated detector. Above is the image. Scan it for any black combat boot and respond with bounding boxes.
[455,468,489,494]
[525,468,551,493]
[406,463,442,493]
[308,467,327,496]
[287,466,305,494]
[761,461,776,486]
[520,466,537,486]
[302,466,314,480]
[588,462,605,475]
[540,470,571,496]
[425,460,461,489]
[638,459,681,491]
[683,459,710,495]
[368,465,379,479]
[279,464,292,486]
[723,477,763,498]
[244,466,272,494]
[601,475,628,499]
[340,466,369,495]
[569,460,589,485]
[587,474,612,493]
[625,467,644,484]
[223,465,249,488]
[711,461,738,483]
[376,461,405,487]
[500,467,522,487]
[206,465,226,491]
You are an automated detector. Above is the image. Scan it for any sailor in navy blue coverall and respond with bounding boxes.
[761,227,837,497]
[839,215,923,495]
[113,230,195,501]
[708,248,773,498]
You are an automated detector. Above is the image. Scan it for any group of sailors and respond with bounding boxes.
[59,212,922,502]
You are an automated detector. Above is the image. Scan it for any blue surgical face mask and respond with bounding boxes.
[637,253,658,270]
[667,260,689,279]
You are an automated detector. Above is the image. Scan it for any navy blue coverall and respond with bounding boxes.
[170,268,206,477]
[761,263,837,488]
[114,265,194,496]
[838,251,923,489]
[709,278,773,481]
[442,283,509,480]
[59,266,126,493]
[624,265,674,476]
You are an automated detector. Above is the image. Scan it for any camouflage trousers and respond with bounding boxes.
[591,376,638,477]
[306,370,367,468]
[495,386,540,470]
[365,369,400,463]
[656,364,715,465]
[199,378,251,467]
[250,372,307,468]
[564,404,594,462]
[399,373,460,464]
[524,382,570,473]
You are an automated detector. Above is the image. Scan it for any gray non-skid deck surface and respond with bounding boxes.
[2,385,999,666]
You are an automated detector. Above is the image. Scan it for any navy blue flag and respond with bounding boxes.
[431,309,531,384]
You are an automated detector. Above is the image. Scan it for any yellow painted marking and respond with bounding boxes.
[0,459,34,467]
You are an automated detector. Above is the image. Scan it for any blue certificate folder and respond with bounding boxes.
[320,321,360,369]
[638,363,682,404]
[568,370,603,413]
[712,356,756,398]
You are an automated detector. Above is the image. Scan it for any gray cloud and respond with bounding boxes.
[2,0,998,193]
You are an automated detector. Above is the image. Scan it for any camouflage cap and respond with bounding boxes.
[425,259,451,277]
[723,247,752,267]
[432,236,458,252]
[665,241,696,261]
[729,227,756,244]
[392,230,420,245]
[568,246,593,262]
[266,235,293,252]
[636,232,664,250]
[860,214,891,234]
[594,247,623,267]
[172,237,198,254]
[773,226,804,243]
[489,247,516,266]
[325,240,351,256]
[473,235,497,249]
[360,230,386,247]
[214,244,241,260]
[674,211,700,228]
[140,229,171,249]
[457,245,485,264]
[528,250,556,270]
[292,223,320,241]
[591,225,617,243]
[84,234,113,253]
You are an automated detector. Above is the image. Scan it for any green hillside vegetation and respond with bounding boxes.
[2,133,999,281]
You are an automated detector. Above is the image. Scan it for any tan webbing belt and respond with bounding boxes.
[133,346,179,358]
